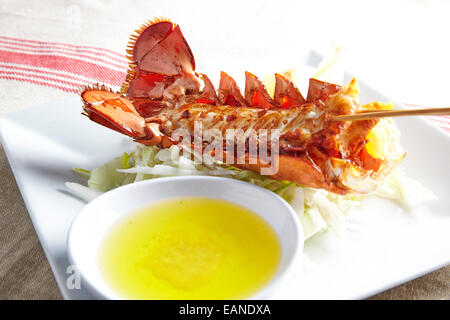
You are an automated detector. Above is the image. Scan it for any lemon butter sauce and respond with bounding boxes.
[99,197,281,299]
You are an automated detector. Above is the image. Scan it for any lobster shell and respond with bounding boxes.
[80,18,405,195]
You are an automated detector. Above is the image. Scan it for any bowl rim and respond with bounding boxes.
[67,175,303,300]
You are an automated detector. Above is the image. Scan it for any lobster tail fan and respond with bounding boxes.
[80,86,146,138]
[137,25,195,75]
[130,18,175,64]
[121,19,199,100]
[122,18,175,94]
[80,84,120,106]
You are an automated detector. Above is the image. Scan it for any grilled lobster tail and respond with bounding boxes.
[81,18,405,195]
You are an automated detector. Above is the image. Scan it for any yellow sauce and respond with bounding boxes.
[99,197,281,299]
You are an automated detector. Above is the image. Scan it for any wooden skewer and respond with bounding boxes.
[333,107,450,121]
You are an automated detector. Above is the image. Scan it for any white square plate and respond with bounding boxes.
[1,53,449,299]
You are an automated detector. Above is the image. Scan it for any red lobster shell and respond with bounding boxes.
[81,18,405,195]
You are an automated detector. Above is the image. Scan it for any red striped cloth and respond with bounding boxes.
[0,36,128,93]
[403,103,450,133]
[1,36,449,134]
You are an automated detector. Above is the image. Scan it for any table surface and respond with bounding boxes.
[0,0,449,300]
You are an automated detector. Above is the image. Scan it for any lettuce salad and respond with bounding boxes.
[67,46,436,240]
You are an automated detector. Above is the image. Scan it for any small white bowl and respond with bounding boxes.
[67,176,303,300]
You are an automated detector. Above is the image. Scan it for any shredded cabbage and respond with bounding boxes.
[87,157,129,192]
[66,143,436,241]
[372,169,437,209]
[64,182,102,202]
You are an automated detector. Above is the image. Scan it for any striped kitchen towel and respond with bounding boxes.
[0,35,449,134]
[0,35,127,93]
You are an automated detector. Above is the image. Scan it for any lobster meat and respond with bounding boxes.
[81,18,405,195]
